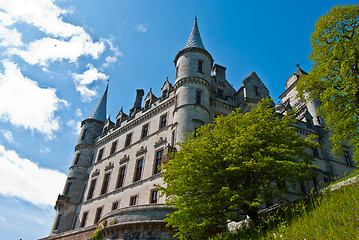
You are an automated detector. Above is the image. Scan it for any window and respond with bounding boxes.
[81,128,87,140]
[162,89,168,99]
[312,176,318,192]
[145,99,150,109]
[87,179,97,200]
[196,90,201,105]
[255,86,259,96]
[150,189,158,203]
[141,124,149,138]
[64,182,72,195]
[72,215,78,230]
[94,207,103,224]
[176,66,179,78]
[160,115,167,129]
[54,214,62,230]
[116,118,121,126]
[197,60,203,73]
[116,166,126,189]
[312,148,319,158]
[125,133,132,147]
[154,150,163,174]
[112,201,119,210]
[97,148,104,162]
[344,151,354,167]
[110,141,117,155]
[80,183,87,203]
[130,195,137,206]
[101,173,111,195]
[171,130,176,146]
[217,89,223,98]
[80,211,88,227]
[134,159,144,182]
[90,153,95,165]
[74,153,80,165]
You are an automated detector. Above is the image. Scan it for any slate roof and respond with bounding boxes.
[88,85,108,122]
[184,17,205,50]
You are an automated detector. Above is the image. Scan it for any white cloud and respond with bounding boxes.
[40,145,51,154]
[73,64,109,102]
[0,0,84,38]
[11,33,105,66]
[0,145,67,207]
[0,61,67,136]
[67,120,81,135]
[136,23,149,33]
[1,130,14,143]
[75,108,82,118]
[0,25,23,47]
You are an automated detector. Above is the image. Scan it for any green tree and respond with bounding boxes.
[296,4,359,161]
[159,99,317,240]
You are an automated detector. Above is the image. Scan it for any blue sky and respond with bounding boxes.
[0,0,356,239]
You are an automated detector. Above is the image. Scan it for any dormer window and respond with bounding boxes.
[145,99,150,109]
[116,118,120,126]
[255,86,259,96]
[162,89,168,99]
[197,60,203,73]
[217,89,223,98]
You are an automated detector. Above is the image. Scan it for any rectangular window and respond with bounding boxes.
[97,148,104,162]
[54,214,62,230]
[81,128,87,140]
[80,211,88,227]
[80,183,87,203]
[72,215,78,230]
[116,166,126,189]
[145,99,150,109]
[125,133,132,147]
[154,150,163,174]
[74,153,80,165]
[162,89,168,99]
[101,173,111,195]
[141,124,149,138]
[130,196,137,206]
[112,201,119,210]
[344,151,354,167]
[255,86,259,96]
[64,182,72,195]
[197,60,203,73]
[160,115,167,129]
[134,159,144,182]
[110,141,117,155]
[217,89,223,98]
[150,190,158,204]
[196,90,201,105]
[312,148,319,158]
[90,153,95,165]
[94,207,103,224]
[87,179,97,200]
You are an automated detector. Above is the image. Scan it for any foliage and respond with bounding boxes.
[89,219,106,240]
[296,4,359,161]
[159,99,317,239]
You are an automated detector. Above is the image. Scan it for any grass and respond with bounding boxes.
[213,177,359,240]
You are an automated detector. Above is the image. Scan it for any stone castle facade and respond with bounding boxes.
[41,18,355,240]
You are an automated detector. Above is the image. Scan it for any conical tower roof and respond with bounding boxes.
[184,17,205,50]
[88,85,108,122]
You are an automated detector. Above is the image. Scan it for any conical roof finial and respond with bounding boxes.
[88,85,108,122]
[184,17,205,50]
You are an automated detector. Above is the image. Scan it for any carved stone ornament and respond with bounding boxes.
[105,162,114,171]
[92,169,100,177]
[136,146,147,156]
[154,137,167,147]
[120,155,129,164]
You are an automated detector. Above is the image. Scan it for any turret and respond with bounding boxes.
[173,17,213,142]
[50,86,108,234]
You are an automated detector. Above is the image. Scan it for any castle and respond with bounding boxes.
[41,18,355,240]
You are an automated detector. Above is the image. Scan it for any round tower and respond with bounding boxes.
[173,17,213,143]
[50,87,107,234]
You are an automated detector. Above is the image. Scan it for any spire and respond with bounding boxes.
[88,86,108,122]
[184,17,205,50]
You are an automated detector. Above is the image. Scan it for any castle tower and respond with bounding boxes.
[50,86,108,234]
[173,17,213,142]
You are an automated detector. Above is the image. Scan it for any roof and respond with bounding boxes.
[88,85,108,122]
[184,17,205,50]
[295,67,308,76]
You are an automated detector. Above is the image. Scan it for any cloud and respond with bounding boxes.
[0,214,5,223]
[75,108,82,118]
[40,145,51,154]
[0,0,84,38]
[0,25,23,47]
[0,61,67,136]
[102,39,123,68]
[11,33,105,66]
[0,145,67,207]
[1,130,14,143]
[73,64,109,102]
[67,120,81,135]
[136,23,149,33]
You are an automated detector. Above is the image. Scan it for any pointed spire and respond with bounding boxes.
[184,17,205,50]
[88,86,108,122]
